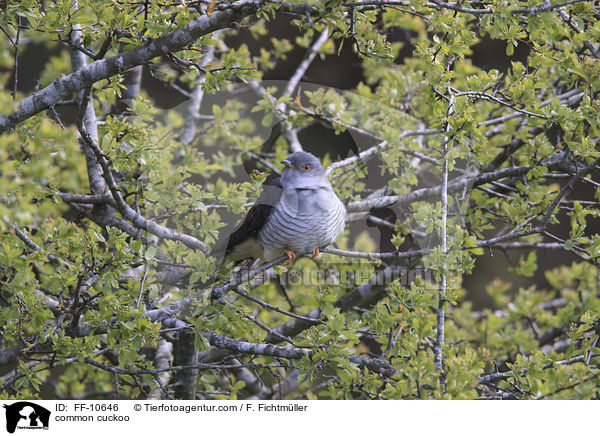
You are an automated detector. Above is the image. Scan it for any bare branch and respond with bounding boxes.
[77,123,211,254]
[147,339,173,399]
[347,164,531,211]
[434,89,453,385]
[173,330,198,399]
[10,224,71,268]
[479,354,600,385]
[180,35,219,145]
[0,0,315,134]
[342,0,590,16]
[541,156,600,227]
[283,27,329,98]
[69,1,106,197]
[453,89,547,119]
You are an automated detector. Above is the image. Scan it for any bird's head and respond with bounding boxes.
[280,151,326,179]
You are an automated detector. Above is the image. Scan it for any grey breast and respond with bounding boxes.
[257,185,346,254]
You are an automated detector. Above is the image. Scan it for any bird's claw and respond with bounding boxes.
[311,246,320,258]
[284,249,296,264]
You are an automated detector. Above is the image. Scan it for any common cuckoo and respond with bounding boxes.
[220,151,346,264]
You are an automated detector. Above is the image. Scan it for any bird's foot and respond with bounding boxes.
[283,249,296,264]
[311,246,320,259]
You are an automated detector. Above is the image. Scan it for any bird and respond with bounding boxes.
[216,151,346,265]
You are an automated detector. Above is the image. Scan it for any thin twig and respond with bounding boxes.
[12,17,21,103]
[434,88,454,389]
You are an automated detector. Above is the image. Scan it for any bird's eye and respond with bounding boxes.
[303,164,311,171]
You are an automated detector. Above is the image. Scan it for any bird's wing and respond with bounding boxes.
[222,176,283,257]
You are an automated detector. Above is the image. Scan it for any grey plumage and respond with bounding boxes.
[221,151,346,263]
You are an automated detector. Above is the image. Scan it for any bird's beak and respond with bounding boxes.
[280,159,294,168]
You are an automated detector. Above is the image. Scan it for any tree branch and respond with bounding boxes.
[77,121,210,254]
[434,90,453,386]
[0,0,314,134]
[180,35,219,145]
[342,0,590,16]
[283,27,329,98]
[69,0,107,197]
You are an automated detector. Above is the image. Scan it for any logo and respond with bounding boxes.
[3,402,50,434]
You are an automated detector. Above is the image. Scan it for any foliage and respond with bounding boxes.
[0,0,600,400]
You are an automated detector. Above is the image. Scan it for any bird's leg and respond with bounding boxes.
[283,248,296,264]
[311,246,320,259]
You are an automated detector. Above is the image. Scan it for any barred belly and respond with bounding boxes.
[257,189,345,260]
